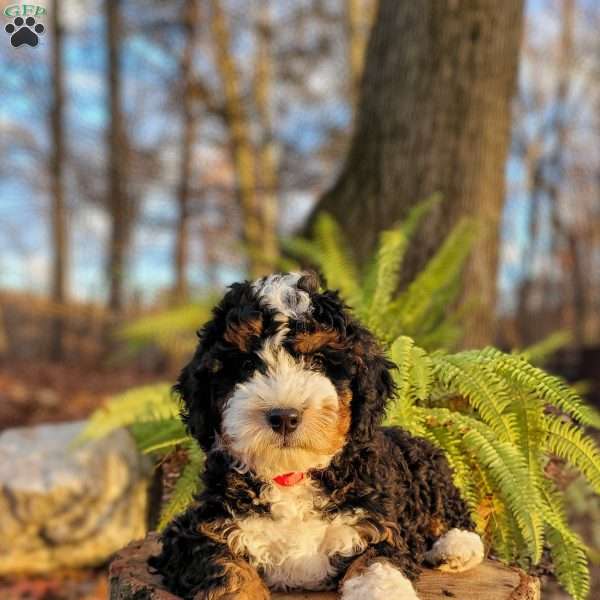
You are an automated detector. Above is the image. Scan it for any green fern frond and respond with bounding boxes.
[544,417,600,494]
[541,482,590,600]
[424,408,544,562]
[158,441,204,530]
[312,213,361,304]
[431,353,518,444]
[378,218,475,343]
[489,352,600,428]
[386,336,431,433]
[461,426,543,562]
[364,194,441,327]
[420,420,477,510]
[507,389,546,519]
[487,495,522,563]
[517,330,571,365]
[281,236,325,268]
[130,419,189,454]
[462,348,600,429]
[472,462,524,562]
[120,303,212,346]
[77,383,178,443]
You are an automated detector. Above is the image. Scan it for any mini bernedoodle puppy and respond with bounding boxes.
[150,272,484,599]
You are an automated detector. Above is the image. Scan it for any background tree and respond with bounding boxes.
[209,0,266,279]
[512,0,591,350]
[173,0,200,304]
[253,1,279,275]
[49,0,67,359]
[105,0,130,314]
[311,0,525,347]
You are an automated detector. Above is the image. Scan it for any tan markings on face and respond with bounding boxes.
[335,387,352,448]
[293,329,345,354]
[224,317,263,352]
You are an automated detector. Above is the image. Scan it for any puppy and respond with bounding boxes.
[150,272,484,599]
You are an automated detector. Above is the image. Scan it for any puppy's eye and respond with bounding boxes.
[241,359,254,371]
[311,354,325,369]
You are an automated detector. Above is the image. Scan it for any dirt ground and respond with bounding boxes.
[0,359,160,431]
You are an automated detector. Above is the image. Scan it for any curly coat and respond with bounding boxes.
[149,273,475,599]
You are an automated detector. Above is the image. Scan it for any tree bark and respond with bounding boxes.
[173,0,199,304]
[49,0,67,360]
[346,0,375,105]
[210,0,267,279]
[105,0,128,314]
[312,0,524,347]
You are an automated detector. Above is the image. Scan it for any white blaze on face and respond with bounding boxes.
[222,341,341,478]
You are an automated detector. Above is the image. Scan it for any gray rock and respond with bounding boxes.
[0,420,152,574]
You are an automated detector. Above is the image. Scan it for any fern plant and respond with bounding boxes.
[81,199,600,599]
[284,194,474,350]
[116,300,215,367]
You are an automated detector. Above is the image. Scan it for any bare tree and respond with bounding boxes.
[254,1,279,275]
[49,0,67,359]
[209,0,266,279]
[173,0,200,303]
[105,0,129,313]
[311,0,524,347]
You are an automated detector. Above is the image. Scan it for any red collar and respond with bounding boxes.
[273,471,305,487]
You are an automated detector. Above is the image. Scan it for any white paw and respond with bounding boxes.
[341,561,419,600]
[425,528,484,573]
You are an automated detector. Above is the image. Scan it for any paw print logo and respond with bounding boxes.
[5,16,45,47]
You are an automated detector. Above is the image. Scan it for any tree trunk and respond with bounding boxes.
[312,0,524,347]
[105,0,128,314]
[254,1,279,274]
[173,0,199,304]
[49,0,67,360]
[210,0,266,279]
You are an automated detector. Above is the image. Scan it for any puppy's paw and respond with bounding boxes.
[425,528,484,573]
[341,561,419,600]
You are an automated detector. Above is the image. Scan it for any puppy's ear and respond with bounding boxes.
[310,288,348,332]
[348,323,395,443]
[174,282,258,451]
[174,332,219,451]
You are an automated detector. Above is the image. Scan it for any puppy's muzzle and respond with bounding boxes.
[266,408,301,436]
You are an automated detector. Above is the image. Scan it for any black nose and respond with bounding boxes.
[266,408,301,435]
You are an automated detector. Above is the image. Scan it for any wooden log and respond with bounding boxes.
[109,534,540,600]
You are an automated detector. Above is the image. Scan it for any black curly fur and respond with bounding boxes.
[149,274,474,599]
